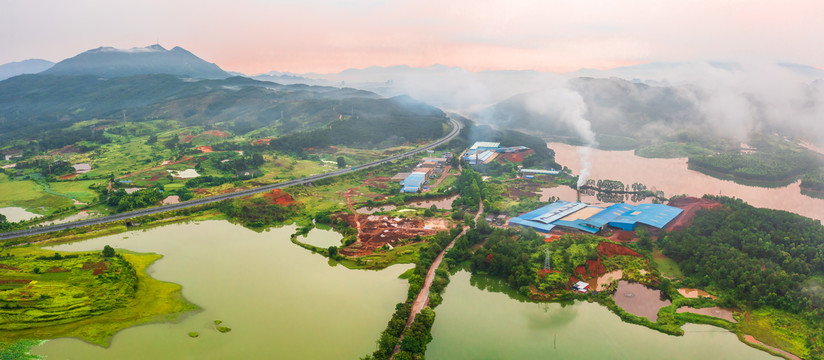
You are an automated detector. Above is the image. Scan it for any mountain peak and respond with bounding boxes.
[41,44,229,79]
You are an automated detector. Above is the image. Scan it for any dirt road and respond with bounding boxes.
[390,200,483,358]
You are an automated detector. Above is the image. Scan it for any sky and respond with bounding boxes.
[1,0,823,74]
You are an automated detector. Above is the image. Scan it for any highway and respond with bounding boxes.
[0,117,462,241]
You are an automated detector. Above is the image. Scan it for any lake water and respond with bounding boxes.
[298,227,343,248]
[427,271,778,359]
[0,206,41,222]
[548,142,824,222]
[31,221,410,360]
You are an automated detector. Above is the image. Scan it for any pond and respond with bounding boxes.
[613,280,671,322]
[0,206,41,222]
[427,271,778,359]
[297,227,343,248]
[407,195,458,210]
[31,221,410,360]
[548,142,824,222]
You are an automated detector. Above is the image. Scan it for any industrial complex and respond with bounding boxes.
[509,201,684,234]
[463,141,534,165]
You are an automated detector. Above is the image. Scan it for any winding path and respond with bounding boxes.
[390,200,483,358]
[0,118,462,241]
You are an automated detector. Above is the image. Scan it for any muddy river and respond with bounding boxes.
[428,271,777,359]
[31,221,410,360]
[548,142,824,222]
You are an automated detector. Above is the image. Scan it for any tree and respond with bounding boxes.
[102,245,116,257]
[328,246,338,258]
[336,156,346,168]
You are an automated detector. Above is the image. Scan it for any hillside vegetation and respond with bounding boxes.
[661,196,824,358]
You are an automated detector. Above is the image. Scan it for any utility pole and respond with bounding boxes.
[544,249,551,271]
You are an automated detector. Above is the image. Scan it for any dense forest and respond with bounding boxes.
[660,196,824,314]
[688,149,820,183]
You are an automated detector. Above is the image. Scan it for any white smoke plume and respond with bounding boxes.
[523,87,598,187]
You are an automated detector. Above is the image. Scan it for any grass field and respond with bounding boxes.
[0,174,73,215]
[738,307,813,359]
[0,247,197,346]
[652,250,684,279]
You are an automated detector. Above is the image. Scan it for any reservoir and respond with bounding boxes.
[427,271,778,359]
[31,221,410,360]
[547,142,824,222]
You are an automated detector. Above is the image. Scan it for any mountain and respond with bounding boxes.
[0,73,447,150]
[41,45,230,79]
[0,59,54,81]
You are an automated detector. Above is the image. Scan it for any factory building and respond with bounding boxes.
[400,172,427,193]
[509,201,683,234]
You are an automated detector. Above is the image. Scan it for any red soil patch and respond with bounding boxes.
[666,197,722,232]
[82,261,109,275]
[544,234,562,242]
[0,279,31,284]
[196,146,213,153]
[586,259,606,277]
[149,175,161,181]
[336,213,446,256]
[263,189,297,206]
[605,229,636,243]
[537,268,562,277]
[204,130,231,137]
[0,264,21,271]
[497,149,534,164]
[251,138,271,146]
[598,242,643,258]
[182,134,195,143]
[59,173,78,180]
[364,176,390,189]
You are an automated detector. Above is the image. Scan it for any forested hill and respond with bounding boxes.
[661,196,824,314]
[0,73,447,148]
[40,44,230,79]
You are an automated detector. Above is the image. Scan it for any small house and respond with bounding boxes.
[573,281,590,292]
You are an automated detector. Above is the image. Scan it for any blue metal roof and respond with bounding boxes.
[402,186,420,193]
[401,172,426,186]
[509,217,556,232]
[583,203,634,228]
[608,204,683,230]
[510,201,683,234]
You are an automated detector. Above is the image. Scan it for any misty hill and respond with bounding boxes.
[481,77,703,145]
[41,45,230,79]
[0,74,447,149]
[0,59,54,81]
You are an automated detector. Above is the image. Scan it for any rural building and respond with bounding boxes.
[464,150,498,165]
[400,172,427,193]
[509,201,683,234]
[469,141,501,151]
[520,168,560,176]
[72,163,92,174]
[573,281,590,292]
[391,172,411,182]
[421,157,447,165]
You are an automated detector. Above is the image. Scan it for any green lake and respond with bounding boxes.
[31,221,410,360]
[427,271,779,359]
[28,222,779,359]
